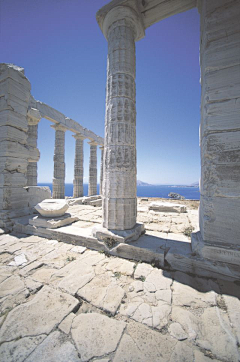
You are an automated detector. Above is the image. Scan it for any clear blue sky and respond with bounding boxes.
[1,0,201,185]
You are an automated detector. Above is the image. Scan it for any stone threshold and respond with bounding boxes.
[13,216,240,282]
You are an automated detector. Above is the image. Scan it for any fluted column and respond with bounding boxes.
[88,141,98,196]
[26,108,41,186]
[73,133,86,198]
[102,6,144,230]
[51,124,67,199]
[99,146,104,196]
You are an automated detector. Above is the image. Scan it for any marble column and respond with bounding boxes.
[99,146,104,196]
[51,124,67,199]
[88,141,98,196]
[26,108,41,186]
[101,6,144,230]
[73,133,85,198]
[191,0,240,265]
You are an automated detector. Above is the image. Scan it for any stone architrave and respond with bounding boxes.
[73,133,86,198]
[99,146,104,196]
[101,5,145,230]
[88,141,98,196]
[51,124,67,199]
[26,108,41,186]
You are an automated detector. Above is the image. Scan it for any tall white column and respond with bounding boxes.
[101,6,144,230]
[99,146,104,196]
[73,133,85,198]
[51,124,67,199]
[88,141,98,196]
[26,108,41,186]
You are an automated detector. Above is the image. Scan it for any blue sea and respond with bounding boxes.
[38,183,200,200]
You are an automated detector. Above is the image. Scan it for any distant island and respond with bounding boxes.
[137,180,152,186]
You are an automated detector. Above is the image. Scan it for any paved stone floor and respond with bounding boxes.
[0,199,240,361]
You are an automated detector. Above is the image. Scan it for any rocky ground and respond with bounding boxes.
[0,198,239,361]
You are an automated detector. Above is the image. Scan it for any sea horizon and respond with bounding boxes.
[38,183,200,200]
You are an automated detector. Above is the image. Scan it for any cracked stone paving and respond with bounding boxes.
[0,199,239,361]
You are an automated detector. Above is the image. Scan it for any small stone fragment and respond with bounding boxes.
[169,322,188,341]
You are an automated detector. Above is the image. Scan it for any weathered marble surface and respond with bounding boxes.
[51,124,67,199]
[73,133,85,198]
[88,141,97,196]
[0,64,31,228]
[102,5,144,230]
[35,199,68,217]
[149,202,186,213]
[0,229,239,361]
[26,108,41,186]
[199,0,240,246]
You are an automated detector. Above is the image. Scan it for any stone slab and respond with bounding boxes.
[71,313,125,361]
[0,335,46,362]
[29,214,79,229]
[0,286,79,342]
[149,202,187,213]
[25,331,80,362]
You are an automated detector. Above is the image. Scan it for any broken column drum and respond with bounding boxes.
[73,134,85,198]
[52,124,67,199]
[26,108,41,186]
[88,141,98,196]
[102,6,144,230]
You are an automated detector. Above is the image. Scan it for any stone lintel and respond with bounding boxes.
[97,0,196,32]
[29,97,104,145]
[92,223,145,245]
[27,108,41,125]
[191,231,240,266]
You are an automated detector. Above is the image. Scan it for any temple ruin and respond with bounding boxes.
[0,0,239,281]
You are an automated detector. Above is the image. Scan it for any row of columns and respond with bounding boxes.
[26,111,103,199]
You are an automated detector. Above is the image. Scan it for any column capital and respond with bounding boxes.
[27,108,41,125]
[102,5,145,41]
[73,133,87,140]
[51,123,68,132]
[88,140,98,146]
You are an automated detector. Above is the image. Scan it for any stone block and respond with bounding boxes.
[0,157,28,174]
[0,77,31,102]
[0,125,27,144]
[0,186,29,210]
[90,199,102,207]
[0,140,29,158]
[0,93,28,116]
[200,196,240,246]
[0,110,28,132]
[192,231,240,266]
[0,171,27,187]
[35,199,69,217]
[24,186,51,207]
[149,202,186,213]
[0,64,31,90]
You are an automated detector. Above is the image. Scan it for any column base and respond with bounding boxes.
[191,231,240,266]
[92,222,145,246]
